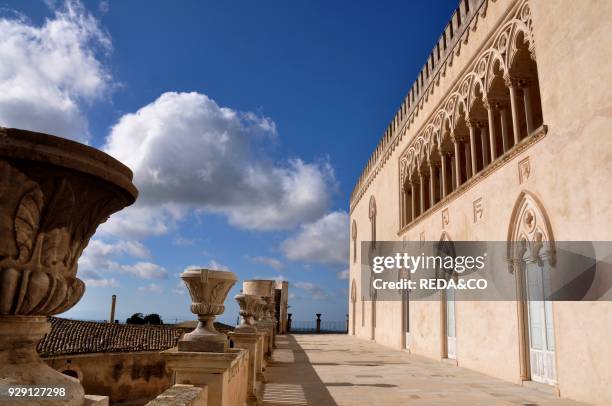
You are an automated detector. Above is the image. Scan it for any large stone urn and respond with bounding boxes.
[234,293,262,334]
[178,268,237,352]
[0,128,138,405]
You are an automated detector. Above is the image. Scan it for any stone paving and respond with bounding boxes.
[262,334,587,406]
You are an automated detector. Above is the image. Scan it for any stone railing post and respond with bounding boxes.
[162,268,250,406]
[243,280,276,356]
[229,293,264,406]
[0,128,138,406]
[316,314,322,334]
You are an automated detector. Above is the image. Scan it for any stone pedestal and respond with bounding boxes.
[162,348,248,406]
[178,269,237,353]
[0,316,83,405]
[256,331,267,380]
[146,384,207,406]
[256,321,275,357]
[229,332,262,405]
[0,128,137,406]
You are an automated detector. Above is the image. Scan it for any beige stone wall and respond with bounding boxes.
[348,0,612,404]
[45,352,171,405]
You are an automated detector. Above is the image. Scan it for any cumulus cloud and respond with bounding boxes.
[138,283,163,293]
[294,281,331,301]
[281,211,349,265]
[183,260,230,272]
[119,262,167,279]
[254,274,287,284]
[79,238,167,279]
[98,204,187,240]
[102,92,335,234]
[247,256,284,271]
[80,270,119,287]
[0,0,112,142]
[172,280,186,295]
[173,235,196,246]
[337,269,349,280]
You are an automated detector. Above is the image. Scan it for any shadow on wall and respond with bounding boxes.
[45,352,171,405]
[263,335,338,406]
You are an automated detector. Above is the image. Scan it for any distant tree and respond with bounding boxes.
[126,313,145,325]
[144,313,163,325]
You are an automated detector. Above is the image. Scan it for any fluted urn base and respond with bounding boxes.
[0,316,84,405]
[178,316,228,353]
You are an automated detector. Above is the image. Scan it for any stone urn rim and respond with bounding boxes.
[0,127,138,203]
[243,279,276,297]
[181,268,239,281]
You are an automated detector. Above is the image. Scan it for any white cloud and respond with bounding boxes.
[183,260,230,272]
[337,269,349,280]
[119,262,167,279]
[98,204,187,240]
[173,235,196,246]
[102,91,336,234]
[82,239,151,260]
[0,0,112,142]
[138,283,163,293]
[248,256,284,270]
[79,238,166,279]
[172,278,187,295]
[207,260,230,272]
[80,270,119,287]
[254,274,287,284]
[294,281,330,301]
[281,211,349,265]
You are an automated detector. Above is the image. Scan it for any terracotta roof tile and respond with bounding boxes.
[37,317,233,357]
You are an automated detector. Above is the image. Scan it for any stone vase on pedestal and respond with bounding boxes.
[234,293,261,334]
[0,128,138,405]
[243,280,276,355]
[178,268,237,353]
[230,293,266,405]
[164,269,249,406]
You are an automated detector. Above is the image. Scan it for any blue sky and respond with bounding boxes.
[0,0,456,324]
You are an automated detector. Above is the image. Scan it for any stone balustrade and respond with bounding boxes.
[0,128,285,406]
[146,384,207,406]
[151,274,280,406]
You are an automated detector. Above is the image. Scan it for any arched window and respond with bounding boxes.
[350,279,357,335]
[508,191,556,385]
[351,220,357,263]
[369,196,377,246]
[438,232,457,360]
[368,195,377,340]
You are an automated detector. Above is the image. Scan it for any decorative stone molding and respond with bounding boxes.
[352,0,535,214]
[473,198,484,223]
[178,268,237,353]
[518,156,531,184]
[442,208,450,228]
[0,127,137,405]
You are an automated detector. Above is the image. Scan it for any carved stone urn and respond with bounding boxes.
[243,279,276,322]
[234,293,262,333]
[178,268,237,352]
[243,279,274,297]
[0,128,137,405]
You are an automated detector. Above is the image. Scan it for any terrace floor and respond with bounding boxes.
[262,334,586,406]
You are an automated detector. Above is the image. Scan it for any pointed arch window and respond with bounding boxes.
[508,191,557,385]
